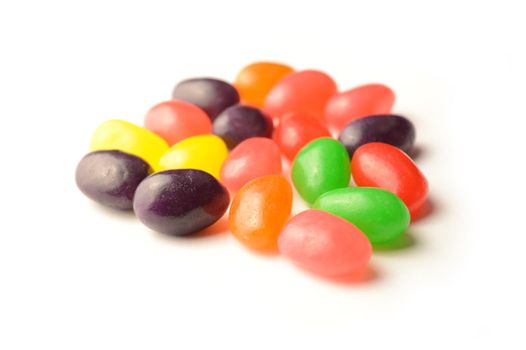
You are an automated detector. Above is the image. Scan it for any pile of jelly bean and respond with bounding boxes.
[76,62,429,278]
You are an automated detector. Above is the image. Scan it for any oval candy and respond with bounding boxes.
[212,105,273,149]
[133,169,230,236]
[234,62,294,107]
[338,114,415,158]
[90,119,168,171]
[144,100,212,146]
[325,84,395,130]
[158,134,228,178]
[278,210,372,276]
[313,187,410,244]
[291,137,350,204]
[220,138,282,193]
[229,175,292,250]
[351,142,428,218]
[264,70,337,121]
[172,78,240,120]
[273,112,331,161]
[76,150,152,210]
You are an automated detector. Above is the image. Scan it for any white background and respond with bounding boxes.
[0,0,524,349]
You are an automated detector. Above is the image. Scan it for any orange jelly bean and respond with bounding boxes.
[351,142,428,219]
[273,112,331,161]
[229,175,292,251]
[263,70,337,121]
[325,84,395,130]
[234,62,294,108]
[144,100,212,146]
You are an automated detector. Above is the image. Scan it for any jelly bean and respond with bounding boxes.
[212,105,273,149]
[172,78,239,120]
[264,70,337,121]
[229,175,292,250]
[220,138,282,193]
[144,100,212,146]
[90,119,169,171]
[234,62,294,107]
[278,210,372,276]
[158,134,228,178]
[339,114,415,158]
[273,112,331,161]
[313,187,410,244]
[76,150,152,210]
[325,84,395,129]
[291,138,350,204]
[133,169,229,236]
[351,142,428,218]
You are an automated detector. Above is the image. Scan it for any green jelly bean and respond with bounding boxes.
[312,187,410,244]
[291,138,350,204]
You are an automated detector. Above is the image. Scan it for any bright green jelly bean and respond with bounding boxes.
[291,138,350,204]
[312,187,410,244]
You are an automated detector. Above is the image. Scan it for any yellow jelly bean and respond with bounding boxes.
[159,135,228,178]
[90,119,168,171]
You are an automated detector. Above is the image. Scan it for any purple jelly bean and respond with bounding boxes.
[75,150,152,210]
[172,78,239,121]
[338,114,415,158]
[212,105,273,149]
[133,169,230,236]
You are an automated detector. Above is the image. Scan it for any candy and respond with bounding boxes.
[351,142,428,218]
[90,119,169,171]
[172,78,239,120]
[229,175,292,250]
[264,70,337,121]
[278,210,372,276]
[313,187,410,244]
[158,134,228,178]
[220,138,282,193]
[325,84,395,129]
[234,62,294,107]
[144,100,212,146]
[339,114,415,158]
[133,169,230,236]
[212,105,273,149]
[273,112,331,160]
[291,137,350,204]
[76,150,152,210]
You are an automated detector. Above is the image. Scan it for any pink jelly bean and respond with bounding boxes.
[278,209,372,276]
[220,137,282,193]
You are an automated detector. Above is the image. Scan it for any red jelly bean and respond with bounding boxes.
[278,209,372,276]
[144,100,212,146]
[273,112,332,161]
[325,84,395,130]
[351,142,428,218]
[220,137,282,193]
[264,70,337,121]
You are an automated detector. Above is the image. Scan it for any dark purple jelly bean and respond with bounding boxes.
[133,169,230,236]
[172,78,240,121]
[212,105,273,149]
[75,150,152,210]
[338,114,415,158]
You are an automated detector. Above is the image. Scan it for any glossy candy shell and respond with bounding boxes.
[229,175,292,250]
[133,169,230,236]
[172,78,239,121]
[278,210,372,276]
[76,150,152,210]
[220,138,282,193]
[351,142,428,218]
[338,114,415,158]
[313,187,410,244]
[144,100,212,146]
[212,105,273,149]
